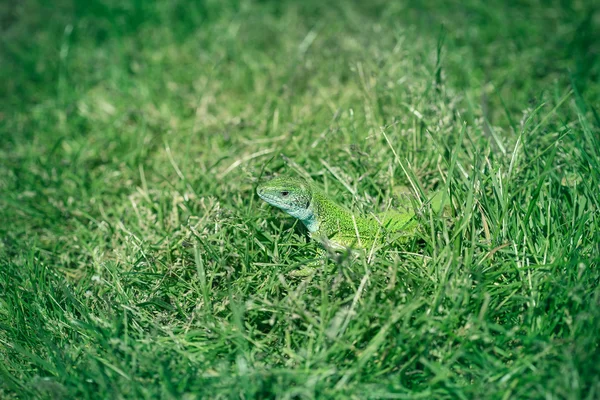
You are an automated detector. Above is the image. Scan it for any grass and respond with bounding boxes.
[1,0,599,398]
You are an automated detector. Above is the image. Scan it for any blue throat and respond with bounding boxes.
[284,203,318,233]
[301,214,319,233]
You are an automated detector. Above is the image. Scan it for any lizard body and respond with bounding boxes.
[257,176,439,250]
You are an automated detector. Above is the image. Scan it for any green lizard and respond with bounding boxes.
[257,175,445,251]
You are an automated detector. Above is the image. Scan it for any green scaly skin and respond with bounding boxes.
[257,176,438,251]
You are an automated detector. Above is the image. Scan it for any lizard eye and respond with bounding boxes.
[280,191,289,197]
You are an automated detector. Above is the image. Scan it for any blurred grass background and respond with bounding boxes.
[1,0,599,398]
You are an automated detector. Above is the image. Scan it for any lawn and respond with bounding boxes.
[1,0,599,398]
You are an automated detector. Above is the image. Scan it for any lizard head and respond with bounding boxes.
[257,176,315,227]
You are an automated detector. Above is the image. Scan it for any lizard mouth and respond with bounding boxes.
[257,188,282,205]
[256,188,269,200]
